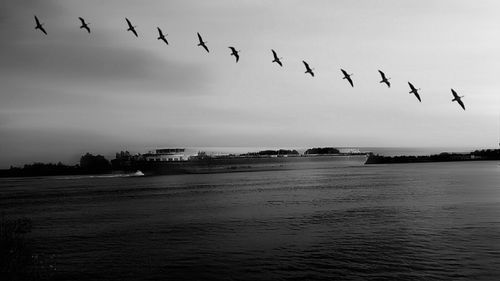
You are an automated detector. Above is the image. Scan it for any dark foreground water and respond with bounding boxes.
[1,157,500,280]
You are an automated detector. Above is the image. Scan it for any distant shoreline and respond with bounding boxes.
[3,148,498,177]
[365,149,500,164]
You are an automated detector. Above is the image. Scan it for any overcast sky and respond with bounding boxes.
[0,0,499,167]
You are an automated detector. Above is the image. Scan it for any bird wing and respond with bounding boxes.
[157,27,163,36]
[341,69,348,77]
[197,32,203,43]
[414,92,421,102]
[386,81,391,88]
[457,99,465,110]
[84,25,90,33]
[235,53,239,62]
[378,70,386,79]
[347,77,354,87]
[34,15,40,25]
[202,44,209,53]
[272,49,278,59]
[408,82,415,91]
[229,46,236,53]
[277,60,282,67]
[451,89,459,99]
[40,26,47,35]
[126,18,132,28]
[303,61,310,69]
[132,29,138,37]
[79,17,85,25]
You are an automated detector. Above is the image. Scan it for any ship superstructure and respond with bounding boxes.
[143,148,188,162]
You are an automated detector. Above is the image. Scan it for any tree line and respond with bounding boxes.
[0,153,112,177]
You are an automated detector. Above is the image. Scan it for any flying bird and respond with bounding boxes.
[303,61,314,77]
[197,32,209,53]
[157,27,168,45]
[34,15,47,35]
[271,49,283,67]
[451,89,465,110]
[408,82,422,102]
[378,70,390,88]
[78,17,90,33]
[228,46,240,62]
[125,18,138,37]
[341,69,354,87]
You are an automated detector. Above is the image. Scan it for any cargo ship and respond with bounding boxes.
[111,148,368,176]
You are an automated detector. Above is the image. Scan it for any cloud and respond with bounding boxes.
[1,41,209,92]
[0,0,211,99]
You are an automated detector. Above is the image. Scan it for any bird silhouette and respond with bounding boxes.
[78,17,90,33]
[451,89,465,110]
[408,82,422,102]
[157,27,168,45]
[271,49,283,67]
[228,46,240,62]
[303,61,314,77]
[378,70,390,88]
[341,69,354,87]
[125,18,138,37]
[197,32,209,53]
[34,15,47,35]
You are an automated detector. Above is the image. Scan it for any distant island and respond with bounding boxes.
[365,149,500,164]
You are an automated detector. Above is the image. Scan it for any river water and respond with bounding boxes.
[1,157,499,280]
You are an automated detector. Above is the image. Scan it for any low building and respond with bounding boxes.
[143,148,187,162]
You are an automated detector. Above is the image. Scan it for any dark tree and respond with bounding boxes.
[79,153,111,173]
[305,147,340,155]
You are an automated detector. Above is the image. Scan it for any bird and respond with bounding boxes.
[125,18,138,37]
[408,82,422,102]
[341,69,354,87]
[197,32,209,53]
[34,15,47,35]
[451,89,465,110]
[271,49,283,67]
[157,27,168,45]
[78,17,90,33]
[303,61,314,77]
[228,46,240,62]
[378,70,390,88]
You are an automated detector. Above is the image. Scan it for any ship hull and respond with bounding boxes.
[117,155,367,176]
